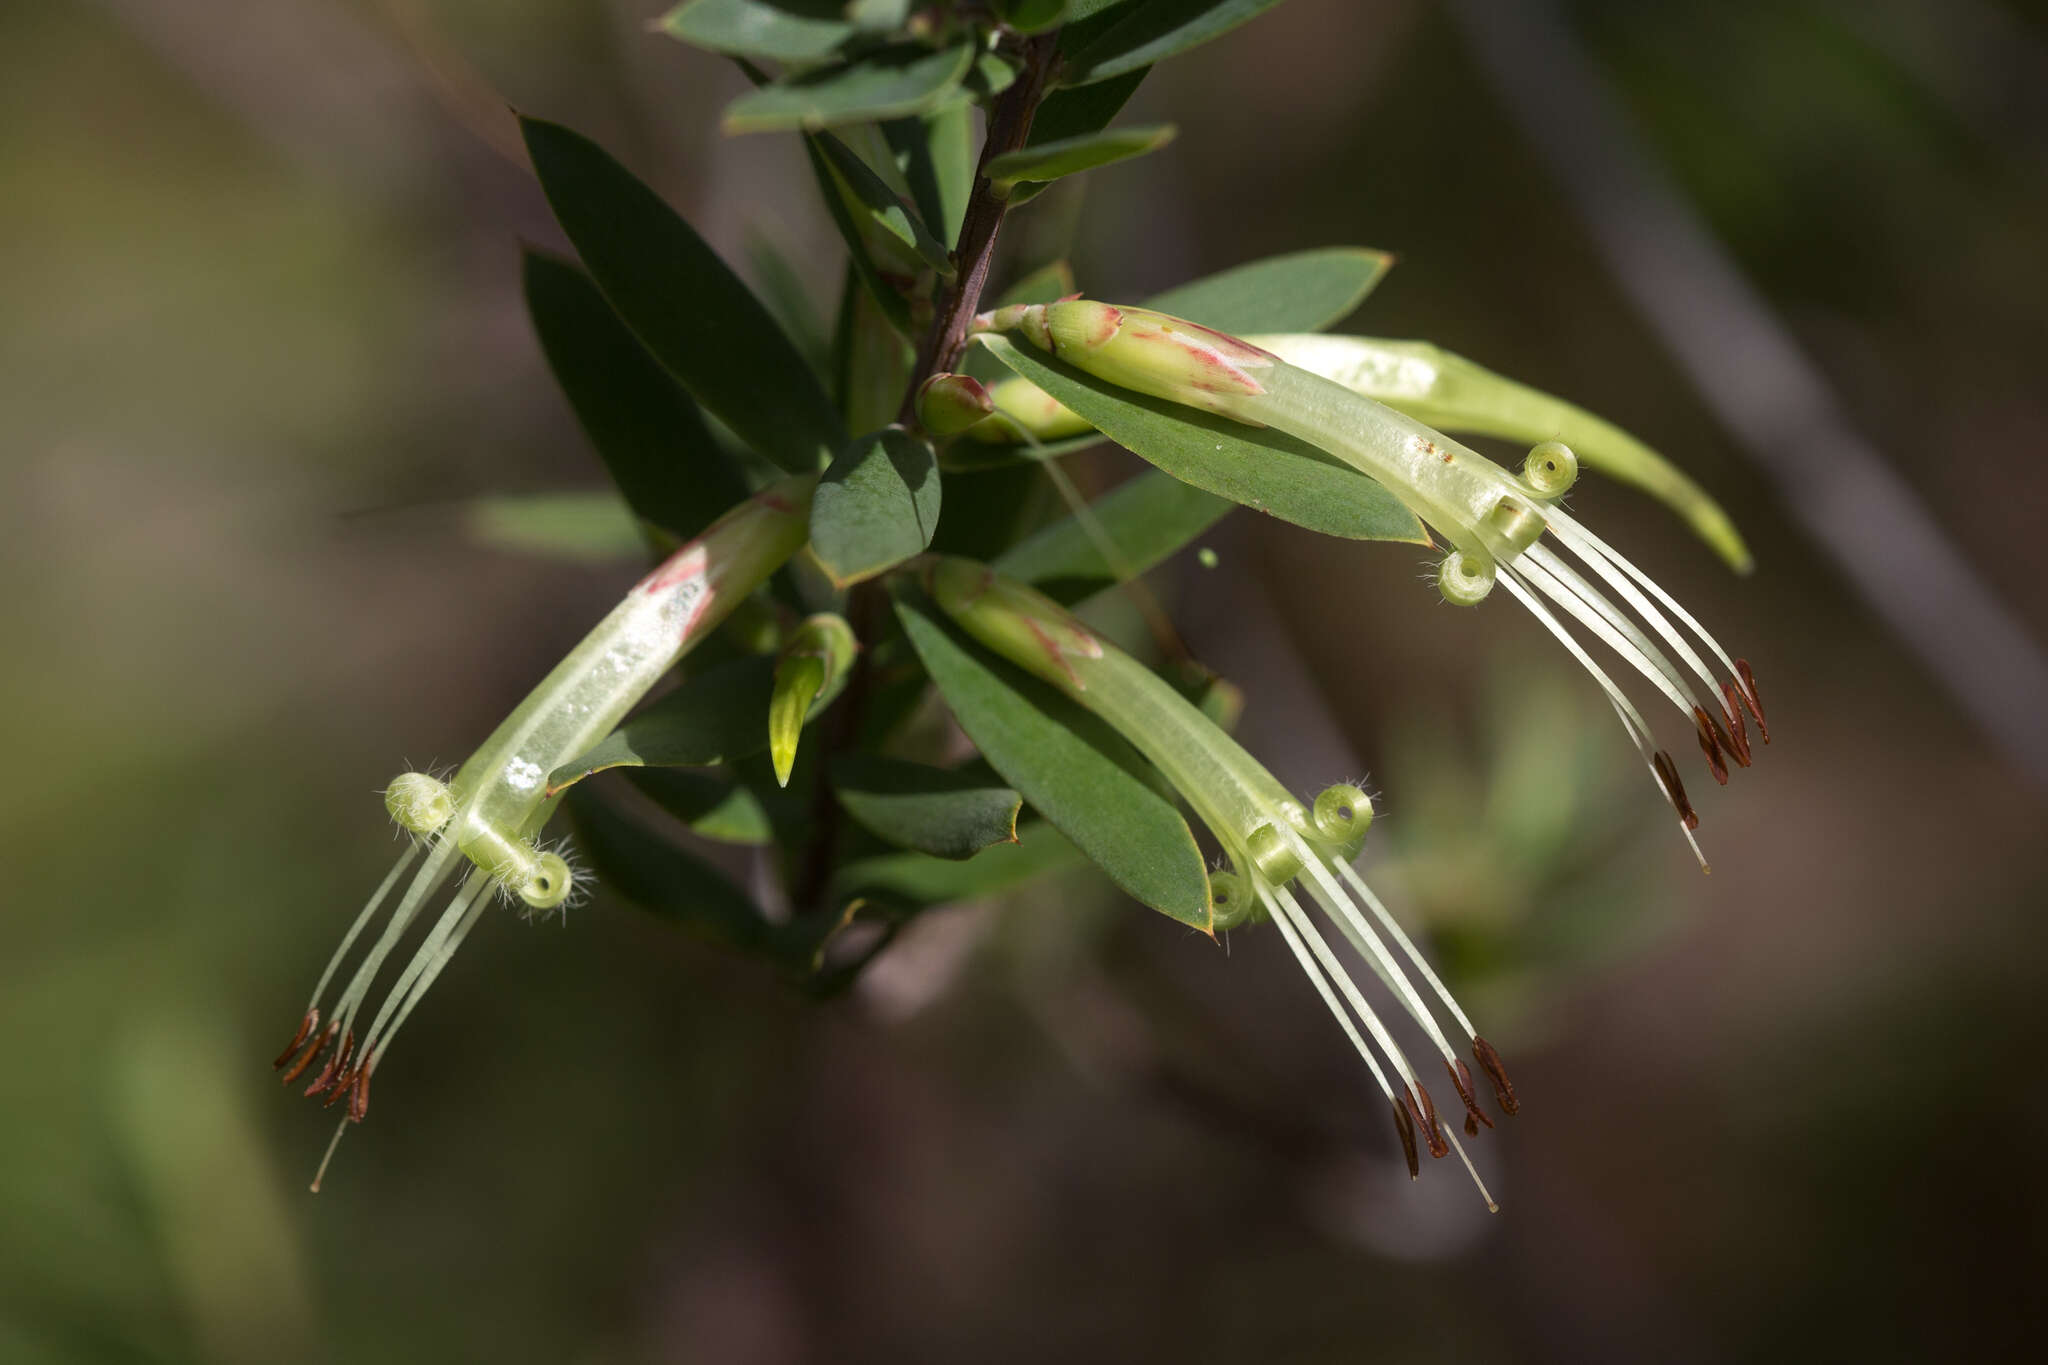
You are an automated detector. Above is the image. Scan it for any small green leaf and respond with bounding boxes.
[623,767,773,845]
[831,755,1021,859]
[657,0,855,62]
[465,491,645,563]
[916,103,974,243]
[845,0,912,28]
[1029,66,1148,145]
[894,589,1213,928]
[522,117,844,473]
[1145,247,1393,336]
[547,655,777,793]
[1253,334,1754,572]
[522,250,750,542]
[834,822,1082,911]
[814,132,953,275]
[801,137,913,333]
[1000,260,1078,306]
[987,124,1176,193]
[996,0,1070,34]
[1060,0,1289,87]
[567,787,782,952]
[722,43,974,133]
[811,427,942,587]
[978,335,1427,543]
[993,469,1231,602]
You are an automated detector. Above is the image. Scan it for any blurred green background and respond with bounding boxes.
[6,1,2046,1360]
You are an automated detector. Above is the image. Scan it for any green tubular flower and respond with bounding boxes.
[275,475,815,1182]
[973,301,1770,869]
[924,557,1516,1204]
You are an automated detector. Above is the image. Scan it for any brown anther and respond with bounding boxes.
[1735,660,1768,743]
[1693,707,1730,785]
[1703,699,1749,769]
[348,1064,371,1123]
[1653,751,1700,830]
[322,1065,357,1109]
[1391,1098,1420,1179]
[304,1031,355,1099]
[1447,1058,1494,1131]
[273,1009,318,1069]
[1720,682,1753,766]
[1407,1083,1451,1159]
[280,1021,335,1085]
[1472,1036,1520,1116]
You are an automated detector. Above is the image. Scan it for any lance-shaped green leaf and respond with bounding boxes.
[894,588,1213,928]
[813,131,953,277]
[834,822,1082,912]
[1029,65,1148,145]
[986,124,1177,196]
[1253,334,1753,571]
[465,491,645,564]
[522,117,844,473]
[811,427,942,587]
[658,0,858,62]
[1146,247,1393,336]
[522,250,750,543]
[547,654,777,793]
[624,767,773,845]
[993,469,1232,602]
[567,788,796,961]
[831,755,1021,859]
[977,334,1426,543]
[769,613,857,785]
[888,104,971,243]
[1059,0,1290,87]
[802,138,913,334]
[723,43,974,133]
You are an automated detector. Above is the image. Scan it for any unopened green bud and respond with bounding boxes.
[970,375,1092,443]
[386,772,454,835]
[1522,440,1578,498]
[916,373,998,437]
[1437,551,1496,607]
[923,556,1103,694]
[977,300,1275,418]
[1311,783,1373,852]
[770,613,858,787]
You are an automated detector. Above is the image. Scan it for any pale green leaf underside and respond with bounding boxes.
[1145,247,1394,336]
[811,428,942,587]
[831,755,1022,860]
[986,124,1177,190]
[723,43,975,133]
[659,0,857,63]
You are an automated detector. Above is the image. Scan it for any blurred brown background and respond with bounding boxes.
[5,1,2046,1360]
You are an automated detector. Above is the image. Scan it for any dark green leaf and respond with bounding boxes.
[811,427,942,586]
[987,124,1176,193]
[978,335,1427,542]
[894,589,1213,928]
[743,232,833,381]
[566,787,779,952]
[465,491,645,563]
[832,755,1021,859]
[993,469,1231,602]
[1061,0,1290,86]
[881,116,951,249]
[522,117,844,472]
[1145,247,1393,335]
[722,43,974,133]
[522,250,750,541]
[657,0,854,62]
[1028,66,1149,145]
[623,767,773,845]
[920,104,974,243]
[814,132,953,275]
[834,822,1082,911]
[547,655,777,793]
[801,137,913,333]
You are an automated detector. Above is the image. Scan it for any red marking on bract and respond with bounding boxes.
[1448,1058,1494,1131]
[1720,683,1753,766]
[1653,751,1700,830]
[281,1022,335,1085]
[1473,1037,1519,1116]
[273,1009,317,1069]
[1735,660,1768,743]
[1083,305,1122,348]
[1391,1098,1420,1179]
[1022,617,1088,692]
[1693,707,1730,785]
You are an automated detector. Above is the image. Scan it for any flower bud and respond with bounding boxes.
[1040,301,1275,417]
[916,373,997,437]
[770,613,858,787]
